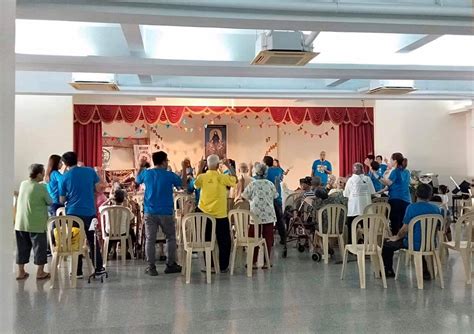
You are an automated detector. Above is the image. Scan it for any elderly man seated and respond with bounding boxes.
[382,183,441,278]
[194,155,237,273]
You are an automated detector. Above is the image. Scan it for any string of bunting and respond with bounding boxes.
[283,125,336,138]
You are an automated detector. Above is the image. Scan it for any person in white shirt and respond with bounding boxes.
[343,163,375,244]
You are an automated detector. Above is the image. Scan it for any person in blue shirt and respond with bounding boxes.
[263,156,286,245]
[376,155,388,177]
[368,161,383,193]
[382,183,441,278]
[59,151,104,277]
[44,154,64,216]
[311,151,332,186]
[135,151,187,276]
[379,152,412,235]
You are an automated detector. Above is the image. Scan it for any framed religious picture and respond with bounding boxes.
[205,125,227,159]
[102,146,113,169]
[133,145,152,169]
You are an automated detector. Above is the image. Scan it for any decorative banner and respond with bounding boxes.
[133,145,152,169]
[205,125,227,159]
[74,105,373,127]
[102,146,113,169]
[265,142,278,156]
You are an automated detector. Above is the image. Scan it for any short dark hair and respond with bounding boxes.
[300,177,312,186]
[366,154,375,161]
[114,189,126,204]
[376,155,383,160]
[29,164,44,179]
[438,185,449,194]
[61,151,78,167]
[263,156,273,167]
[416,183,433,201]
[370,161,380,171]
[228,159,236,169]
[152,151,167,166]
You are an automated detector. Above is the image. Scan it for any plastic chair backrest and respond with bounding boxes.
[56,207,66,216]
[175,194,195,216]
[454,211,474,249]
[47,215,85,253]
[364,202,391,220]
[182,213,216,249]
[407,214,443,252]
[318,204,346,235]
[372,197,389,203]
[229,209,261,243]
[99,205,133,238]
[351,214,386,252]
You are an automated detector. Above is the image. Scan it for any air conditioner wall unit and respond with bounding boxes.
[70,73,120,91]
[252,31,318,66]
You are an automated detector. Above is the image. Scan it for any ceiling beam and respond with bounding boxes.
[326,79,350,87]
[397,35,442,53]
[16,1,474,35]
[120,24,153,84]
[16,54,474,81]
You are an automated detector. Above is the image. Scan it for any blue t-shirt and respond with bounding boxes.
[187,178,200,205]
[377,163,387,177]
[47,170,63,204]
[402,202,441,250]
[312,159,332,185]
[388,168,412,203]
[368,171,383,192]
[266,167,283,203]
[136,168,182,215]
[59,167,99,217]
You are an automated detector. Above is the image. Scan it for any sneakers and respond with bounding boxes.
[165,263,182,274]
[145,266,159,276]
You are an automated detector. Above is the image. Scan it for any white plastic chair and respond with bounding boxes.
[56,207,65,216]
[341,214,387,289]
[440,211,473,284]
[395,214,444,289]
[314,204,346,264]
[174,194,196,267]
[182,213,219,284]
[99,205,134,267]
[48,215,93,288]
[229,209,271,277]
[364,202,391,242]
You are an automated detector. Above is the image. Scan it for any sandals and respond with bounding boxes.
[16,272,30,281]
[36,273,51,280]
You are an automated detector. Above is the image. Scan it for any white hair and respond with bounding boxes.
[254,162,268,178]
[207,154,220,169]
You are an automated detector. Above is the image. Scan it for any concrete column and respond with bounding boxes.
[0,0,16,331]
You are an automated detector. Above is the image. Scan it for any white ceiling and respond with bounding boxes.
[14,0,474,100]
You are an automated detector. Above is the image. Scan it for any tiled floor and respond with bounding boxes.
[9,246,474,334]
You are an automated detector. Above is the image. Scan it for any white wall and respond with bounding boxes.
[374,100,469,188]
[14,95,73,188]
[466,110,474,180]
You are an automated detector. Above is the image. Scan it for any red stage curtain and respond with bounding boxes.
[74,122,102,167]
[339,122,374,178]
[74,104,374,126]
